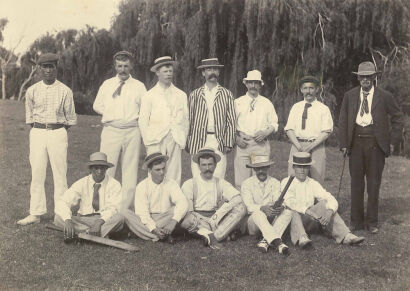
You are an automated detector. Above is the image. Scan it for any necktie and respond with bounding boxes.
[92,183,101,212]
[250,98,257,112]
[301,103,312,130]
[360,91,369,116]
[112,81,125,98]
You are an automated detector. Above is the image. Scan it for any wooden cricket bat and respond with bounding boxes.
[45,224,139,252]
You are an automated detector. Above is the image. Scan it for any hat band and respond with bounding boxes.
[154,58,174,66]
[201,60,221,67]
[293,156,312,164]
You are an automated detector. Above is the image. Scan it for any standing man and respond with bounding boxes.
[54,152,124,240]
[181,148,247,248]
[284,75,333,184]
[240,155,291,254]
[187,58,236,179]
[284,152,365,247]
[139,56,189,185]
[234,70,278,189]
[338,62,403,234]
[18,53,77,226]
[93,51,147,210]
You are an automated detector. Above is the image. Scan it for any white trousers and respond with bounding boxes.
[29,128,68,215]
[234,140,270,189]
[288,142,326,184]
[191,134,226,179]
[100,126,141,210]
[247,209,293,244]
[146,131,181,185]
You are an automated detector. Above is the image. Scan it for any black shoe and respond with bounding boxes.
[227,230,242,241]
[162,235,175,244]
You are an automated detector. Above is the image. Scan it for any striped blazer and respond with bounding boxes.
[187,85,236,154]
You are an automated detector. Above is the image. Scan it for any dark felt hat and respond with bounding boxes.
[113,50,134,61]
[37,53,59,65]
[299,75,320,87]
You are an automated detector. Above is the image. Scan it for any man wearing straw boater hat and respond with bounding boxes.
[139,56,189,185]
[234,70,278,189]
[93,51,147,210]
[338,61,403,234]
[187,58,236,179]
[121,153,214,244]
[18,53,77,226]
[284,75,333,185]
[181,148,247,249]
[240,154,291,255]
[283,152,365,248]
[54,152,125,241]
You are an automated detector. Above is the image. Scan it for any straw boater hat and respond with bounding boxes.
[142,152,169,170]
[289,152,314,166]
[196,58,224,70]
[352,61,379,76]
[243,70,264,86]
[192,147,221,164]
[113,50,134,61]
[298,75,320,87]
[246,154,274,168]
[37,53,59,65]
[150,56,178,72]
[87,152,114,168]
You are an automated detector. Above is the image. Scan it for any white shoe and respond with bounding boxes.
[298,235,313,249]
[278,243,290,256]
[17,215,40,225]
[257,238,269,253]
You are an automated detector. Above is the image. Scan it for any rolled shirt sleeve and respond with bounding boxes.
[55,181,83,221]
[320,106,333,133]
[311,180,338,213]
[169,181,189,222]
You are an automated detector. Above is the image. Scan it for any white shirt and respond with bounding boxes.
[282,176,338,214]
[55,175,122,222]
[284,99,333,140]
[204,85,218,132]
[139,83,189,147]
[235,93,278,136]
[241,175,281,214]
[182,176,239,211]
[134,177,188,232]
[355,86,374,126]
[93,75,147,129]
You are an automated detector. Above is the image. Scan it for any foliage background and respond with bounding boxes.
[1,0,409,144]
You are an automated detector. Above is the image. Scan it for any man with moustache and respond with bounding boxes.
[181,148,247,249]
[338,62,403,234]
[284,76,333,184]
[234,70,278,189]
[283,152,365,247]
[93,51,147,210]
[18,53,77,226]
[54,152,124,240]
[139,56,189,185]
[240,155,291,254]
[187,58,236,179]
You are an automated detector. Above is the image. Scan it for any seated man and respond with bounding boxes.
[181,147,247,249]
[54,152,125,240]
[283,152,365,248]
[120,153,200,243]
[241,155,292,255]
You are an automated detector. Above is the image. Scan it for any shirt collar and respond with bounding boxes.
[303,99,317,106]
[204,84,219,94]
[89,174,108,186]
[246,92,259,100]
[41,80,57,88]
[360,86,374,96]
[116,75,131,83]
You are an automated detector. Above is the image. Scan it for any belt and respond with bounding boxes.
[207,131,215,134]
[356,134,375,138]
[78,213,100,217]
[297,138,315,142]
[33,122,65,130]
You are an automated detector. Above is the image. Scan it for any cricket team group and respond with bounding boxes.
[17,51,404,254]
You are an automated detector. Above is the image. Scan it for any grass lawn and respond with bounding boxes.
[0,99,409,290]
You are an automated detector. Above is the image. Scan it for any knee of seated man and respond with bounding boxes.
[232,202,247,217]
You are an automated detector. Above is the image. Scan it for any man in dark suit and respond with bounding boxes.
[338,61,403,234]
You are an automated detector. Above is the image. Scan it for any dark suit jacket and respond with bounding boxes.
[338,86,403,156]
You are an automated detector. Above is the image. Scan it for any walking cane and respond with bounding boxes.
[336,152,347,202]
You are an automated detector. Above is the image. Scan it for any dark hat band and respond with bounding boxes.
[293,156,312,164]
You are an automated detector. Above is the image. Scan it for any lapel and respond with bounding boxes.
[371,87,380,112]
[352,87,361,116]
